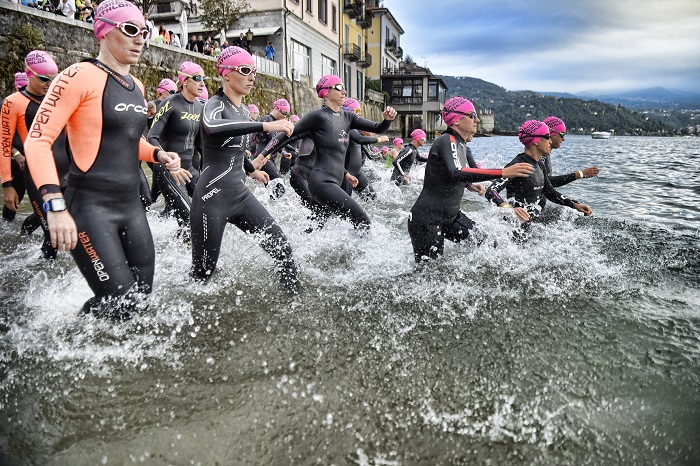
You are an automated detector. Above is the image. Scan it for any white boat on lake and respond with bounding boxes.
[591,131,612,139]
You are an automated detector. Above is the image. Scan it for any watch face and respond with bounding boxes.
[47,198,67,212]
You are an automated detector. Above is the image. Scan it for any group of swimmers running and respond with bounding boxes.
[1,0,599,320]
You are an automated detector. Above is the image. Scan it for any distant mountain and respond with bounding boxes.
[440,76,669,134]
[576,87,700,110]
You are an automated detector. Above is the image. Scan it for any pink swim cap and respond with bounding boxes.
[518,120,550,146]
[178,61,204,84]
[94,0,144,41]
[393,138,403,146]
[316,75,343,98]
[157,78,177,94]
[544,116,566,135]
[248,104,259,114]
[217,46,254,77]
[411,128,427,141]
[24,50,58,78]
[381,146,389,154]
[273,98,290,113]
[442,97,476,126]
[372,147,379,154]
[14,72,29,89]
[290,114,300,123]
[342,98,360,111]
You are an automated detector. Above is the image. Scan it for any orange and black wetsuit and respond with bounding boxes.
[1,88,71,258]
[1,95,28,222]
[24,59,162,319]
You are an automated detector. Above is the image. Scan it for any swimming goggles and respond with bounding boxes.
[24,63,53,83]
[323,83,346,92]
[552,130,566,138]
[447,110,478,120]
[97,17,150,40]
[220,65,257,77]
[186,75,208,82]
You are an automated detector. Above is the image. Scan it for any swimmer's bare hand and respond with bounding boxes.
[502,163,534,178]
[513,206,530,222]
[469,183,486,195]
[15,154,26,171]
[3,187,19,212]
[574,203,592,216]
[252,154,266,170]
[581,167,599,178]
[377,135,389,143]
[170,168,192,186]
[157,151,181,171]
[345,173,359,188]
[264,119,294,136]
[47,210,78,251]
[250,170,269,184]
[383,107,397,121]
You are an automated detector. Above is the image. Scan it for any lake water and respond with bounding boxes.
[1,135,699,465]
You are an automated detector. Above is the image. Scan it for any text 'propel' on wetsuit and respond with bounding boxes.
[24,60,161,319]
[408,128,506,262]
[191,89,298,290]
[259,106,391,228]
[1,88,71,258]
[147,92,203,237]
[485,153,577,219]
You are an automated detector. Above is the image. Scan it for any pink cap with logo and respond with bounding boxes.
[14,72,29,89]
[24,50,58,78]
[273,98,290,113]
[544,116,566,135]
[411,129,427,141]
[393,138,403,146]
[178,61,204,84]
[381,146,389,154]
[290,114,300,123]
[316,75,343,98]
[441,97,476,126]
[518,120,550,146]
[248,104,259,114]
[157,78,177,94]
[342,98,360,111]
[217,46,254,77]
[94,0,144,41]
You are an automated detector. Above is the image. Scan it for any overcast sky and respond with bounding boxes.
[383,0,700,95]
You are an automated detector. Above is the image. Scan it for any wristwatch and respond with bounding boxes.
[43,198,68,212]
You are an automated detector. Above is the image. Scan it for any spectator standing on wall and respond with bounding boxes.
[170,31,181,47]
[265,42,275,60]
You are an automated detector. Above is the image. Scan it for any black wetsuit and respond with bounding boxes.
[408,129,506,262]
[391,143,428,185]
[253,113,285,197]
[342,129,378,199]
[259,106,391,228]
[147,93,203,238]
[190,89,298,290]
[485,153,577,220]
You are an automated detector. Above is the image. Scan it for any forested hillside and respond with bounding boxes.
[441,76,669,135]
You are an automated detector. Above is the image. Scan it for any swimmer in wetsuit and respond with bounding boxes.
[1,51,71,259]
[391,130,429,186]
[147,61,205,240]
[340,98,387,200]
[488,116,600,213]
[1,72,32,223]
[408,97,535,262]
[254,75,397,229]
[24,0,186,320]
[485,119,592,225]
[252,97,292,199]
[190,46,299,291]
[144,78,178,207]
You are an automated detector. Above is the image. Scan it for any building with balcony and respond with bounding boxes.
[150,0,340,86]
[381,62,448,138]
[341,0,372,100]
[364,1,403,81]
